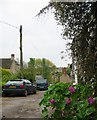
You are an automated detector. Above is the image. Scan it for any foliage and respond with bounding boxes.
[35,58,43,75]
[28,58,36,82]
[39,82,97,119]
[37,1,97,95]
[16,68,35,82]
[57,2,97,96]
[42,58,54,82]
[0,68,11,83]
[28,58,57,83]
[0,58,57,85]
[1,67,35,85]
[53,71,63,82]
[66,67,71,76]
[0,67,18,86]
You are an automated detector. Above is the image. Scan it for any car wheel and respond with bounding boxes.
[33,91,36,94]
[24,90,27,97]
[2,93,7,97]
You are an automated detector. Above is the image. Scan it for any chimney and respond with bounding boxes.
[11,54,15,60]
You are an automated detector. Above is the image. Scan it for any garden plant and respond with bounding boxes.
[39,82,97,120]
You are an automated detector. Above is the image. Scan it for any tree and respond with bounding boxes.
[42,58,51,81]
[42,58,57,82]
[35,58,43,75]
[37,1,97,95]
[28,58,57,83]
[28,58,36,82]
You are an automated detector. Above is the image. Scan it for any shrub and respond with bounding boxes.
[0,68,19,86]
[39,82,97,119]
[66,67,71,76]
[16,68,35,82]
[0,68,11,83]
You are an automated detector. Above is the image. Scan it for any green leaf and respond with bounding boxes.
[86,107,95,116]
[65,89,70,95]
[42,107,48,117]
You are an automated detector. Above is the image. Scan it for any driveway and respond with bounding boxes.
[1,91,45,118]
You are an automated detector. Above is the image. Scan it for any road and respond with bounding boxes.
[1,91,45,118]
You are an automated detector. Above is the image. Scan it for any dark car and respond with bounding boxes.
[2,79,36,96]
[36,79,49,90]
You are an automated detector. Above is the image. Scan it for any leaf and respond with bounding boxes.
[42,107,48,117]
[76,113,83,119]
[65,89,70,95]
[86,107,95,116]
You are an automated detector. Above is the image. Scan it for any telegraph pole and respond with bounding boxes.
[20,25,23,77]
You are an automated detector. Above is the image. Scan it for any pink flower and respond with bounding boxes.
[88,97,95,105]
[49,99,56,104]
[66,98,71,105]
[68,86,75,93]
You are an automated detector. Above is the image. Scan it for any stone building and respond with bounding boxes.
[0,54,19,73]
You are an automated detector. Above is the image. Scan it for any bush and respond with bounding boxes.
[39,82,97,119]
[0,68,19,86]
[0,68,11,83]
[66,67,71,76]
[0,67,36,86]
[16,68,35,82]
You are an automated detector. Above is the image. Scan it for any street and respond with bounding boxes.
[1,91,45,118]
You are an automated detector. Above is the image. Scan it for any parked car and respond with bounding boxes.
[2,79,36,96]
[36,79,49,90]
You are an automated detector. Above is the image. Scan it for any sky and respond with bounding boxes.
[0,0,72,67]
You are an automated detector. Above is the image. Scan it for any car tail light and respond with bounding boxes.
[20,84,24,89]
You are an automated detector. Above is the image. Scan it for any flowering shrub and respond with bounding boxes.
[88,97,95,105]
[39,82,97,120]
[66,98,71,105]
[68,86,75,93]
[49,99,56,104]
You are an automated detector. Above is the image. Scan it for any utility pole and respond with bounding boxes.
[20,25,23,77]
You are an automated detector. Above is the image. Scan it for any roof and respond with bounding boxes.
[0,58,19,69]
[35,75,43,80]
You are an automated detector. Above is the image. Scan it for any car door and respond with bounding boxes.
[24,80,32,93]
[28,81,33,93]
[27,80,33,93]
[31,83,36,93]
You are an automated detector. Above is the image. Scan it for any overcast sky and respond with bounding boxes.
[0,0,72,67]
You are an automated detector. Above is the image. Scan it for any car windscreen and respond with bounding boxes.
[6,80,23,85]
[36,80,47,83]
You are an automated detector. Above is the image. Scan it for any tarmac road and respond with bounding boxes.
[1,91,45,118]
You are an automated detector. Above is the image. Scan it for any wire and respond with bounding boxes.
[22,29,43,57]
[0,20,19,29]
[0,19,42,57]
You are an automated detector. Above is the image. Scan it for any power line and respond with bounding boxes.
[22,29,43,57]
[0,20,44,58]
[0,20,42,56]
[0,20,19,29]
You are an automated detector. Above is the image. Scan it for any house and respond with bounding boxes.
[57,67,67,75]
[0,54,19,73]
